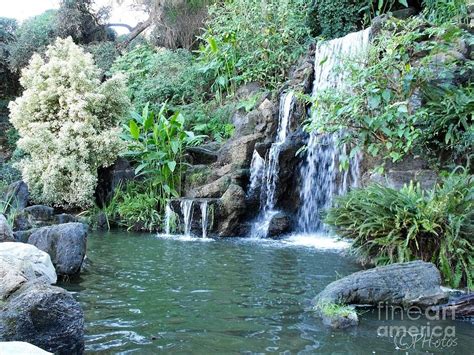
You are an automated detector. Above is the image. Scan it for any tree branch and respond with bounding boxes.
[116,17,152,52]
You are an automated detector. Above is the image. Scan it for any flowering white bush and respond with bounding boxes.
[9,37,129,208]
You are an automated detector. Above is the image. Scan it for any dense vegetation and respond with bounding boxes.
[325,170,473,288]
[0,0,472,287]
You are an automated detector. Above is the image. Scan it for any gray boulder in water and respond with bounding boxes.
[27,223,87,277]
[314,261,448,329]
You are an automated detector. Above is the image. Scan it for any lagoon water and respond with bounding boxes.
[62,231,474,354]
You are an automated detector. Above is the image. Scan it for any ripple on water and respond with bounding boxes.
[61,231,474,354]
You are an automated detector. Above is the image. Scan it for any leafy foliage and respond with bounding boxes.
[198,0,311,96]
[310,0,409,40]
[122,103,204,213]
[85,41,120,76]
[423,0,469,25]
[111,45,208,109]
[9,37,129,208]
[307,18,473,169]
[325,169,474,289]
[7,10,58,72]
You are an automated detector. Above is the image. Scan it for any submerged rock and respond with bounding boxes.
[314,261,448,329]
[0,282,84,354]
[27,223,88,277]
[0,214,14,242]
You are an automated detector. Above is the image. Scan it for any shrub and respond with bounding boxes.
[9,37,129,208]
[112,182,162,232]
[85,41,120,76]
[325,170,474,289]
[423,0,468,24]
[198,0,311,96]
[111,45,206,110]
[7,10,58,71]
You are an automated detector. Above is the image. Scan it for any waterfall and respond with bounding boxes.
[298,28,370,234]
[180,199,194,236]
[250,91,295,238]
[164,202,172,235]
[247,150,266,198]
[200,201,209,239]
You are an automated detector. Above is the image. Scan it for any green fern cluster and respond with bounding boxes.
[325,169,474,289]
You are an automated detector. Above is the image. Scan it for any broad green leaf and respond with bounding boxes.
[129,120,140,140]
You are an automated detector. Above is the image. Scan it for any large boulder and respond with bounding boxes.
[217,184,247,236]
[0,282,84,354]
[2,181,29,211]
[0,214,14,242]
[0,341,52,354]
[0,242,57,300]
[27,223,87,277]
[428,293,474,319]
[217,133,263,168]
[314,261,448,329]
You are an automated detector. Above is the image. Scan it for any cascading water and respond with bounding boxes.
[180,200,194,236]
[298,28,371,234]
[164,202,172,235]
[250,91,295,238]
[247,150,265,198]
[200,201,209,239]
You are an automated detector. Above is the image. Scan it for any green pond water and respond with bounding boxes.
[62,231,474,354]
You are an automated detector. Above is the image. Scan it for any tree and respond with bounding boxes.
[7,10,58,72]
[9,37,130,208]
[56,0,115,44]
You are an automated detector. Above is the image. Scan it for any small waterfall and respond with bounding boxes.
[298,28,370,234]
[247,150,266,198]
[164,201,172,235]
[250,91,295,238]
[200,201,209,239]
[180,199,194,236]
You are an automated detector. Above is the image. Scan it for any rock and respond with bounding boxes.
[0,214,14,242]
[217,133,263,168]
[13,205,55,231]
[187,174,231,198]
[315,261,447,307]
[217,184,247,237]
[314,261,448,329]
[186,145,219,165]
[316,303,359,329]
[183,165,212,195]
[236,82,262,99]
[0,282,84,354]
[54,213,77,224]
[96,157,135,206]
[267,212,291,238]
[273,130,306,212]
[0,341,52,354]
[2,181,29,211]
[428,293,474,319]
[0,242,57,300]
[13,229,38,243]
[28,223,88,277]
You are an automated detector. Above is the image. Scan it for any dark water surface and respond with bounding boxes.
[62,231,474,354]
